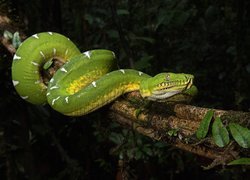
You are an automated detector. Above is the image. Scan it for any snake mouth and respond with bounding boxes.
[148,90,182,101]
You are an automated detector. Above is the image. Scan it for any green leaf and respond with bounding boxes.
[143,146,153,156]
[117,9,130,16]
[84,14,94,24]
[109,132,124,145]
[173,11,190,26]
[134,55,153,70]
[12,32,22,48]
[229,123,250,148]
[228,158,250,165]
[196,110,214,139]
[226,46,236,56]
[135,149,143,160]
[167,129,179,137]
[205,5,219,21]
[43,59,53,70]
[131,36,155,44]
[155,11,174,30]
[212,117,229,147]
[106,30,119,39]
[3,30,13,39]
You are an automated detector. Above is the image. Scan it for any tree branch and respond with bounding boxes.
[109,92,250,167]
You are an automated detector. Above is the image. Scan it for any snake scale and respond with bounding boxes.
[11,32,196,116]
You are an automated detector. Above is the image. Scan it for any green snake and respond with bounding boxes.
[11,32,196,116]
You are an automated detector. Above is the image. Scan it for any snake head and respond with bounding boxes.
[140,72,194,101]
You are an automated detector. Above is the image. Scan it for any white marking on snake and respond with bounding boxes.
[31,61,39,66]
[120,69,125,74]
[40,51,45,59]
[53,48,56,56]
[65,49,68,56]
[46,92,50,96]
[13,54,21,60]
[32,34,39,39]
[34,70,38,74]
[50,78,54,83]
[19,43,23,47]
[50,85,59,90]
[65,97,69,103]
[139,71,143,76]
[92,81,97,87]
[12,80,19,86]
[48,32,53,35]
[21,96,28,99]
[52,96,60,106]
[67,38,70,41]
[83,51,91,58]
[60,67,67,73]
[112,51,116,58]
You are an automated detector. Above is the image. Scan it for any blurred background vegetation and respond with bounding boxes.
[0,0,250,179]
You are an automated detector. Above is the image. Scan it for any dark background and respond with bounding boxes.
[0,0,250,179]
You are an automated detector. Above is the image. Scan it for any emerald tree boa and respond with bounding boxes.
[12,32,197,116]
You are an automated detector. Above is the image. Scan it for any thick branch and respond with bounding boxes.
[109,92,250,166]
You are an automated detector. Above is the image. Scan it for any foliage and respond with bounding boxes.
[228,158,250,165]
[196,110,250,149]
[229,123,250,148]
[196,109,214,139]
[1,0,250,179]
[212,117,230,147]
[195,110,250,168]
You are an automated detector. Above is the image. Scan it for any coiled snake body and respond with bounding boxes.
[12,32,196,116]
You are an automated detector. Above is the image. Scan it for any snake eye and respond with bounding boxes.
[166,74,170,81]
